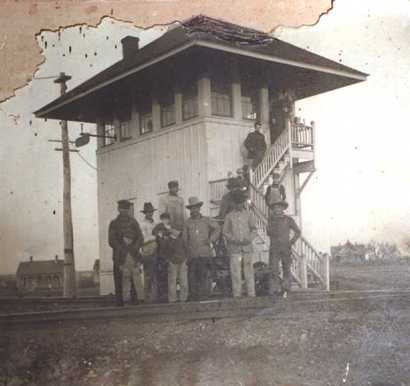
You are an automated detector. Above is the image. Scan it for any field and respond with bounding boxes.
[1,262,409,386]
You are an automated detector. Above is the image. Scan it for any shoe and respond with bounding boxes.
[282,291,288,299]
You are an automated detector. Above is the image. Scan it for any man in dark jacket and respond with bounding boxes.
[183,197,221,301]
[267,200,301,298]
[108,200,144,306]
[244,122,267,169]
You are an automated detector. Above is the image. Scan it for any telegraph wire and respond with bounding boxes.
[77,151,97,171]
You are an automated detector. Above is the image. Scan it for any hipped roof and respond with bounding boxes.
[17,260,64,276]
[34,15,367,120]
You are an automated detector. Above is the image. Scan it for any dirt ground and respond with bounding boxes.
[1,262,409,386]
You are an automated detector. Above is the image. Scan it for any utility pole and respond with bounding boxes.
[54,72,76,298]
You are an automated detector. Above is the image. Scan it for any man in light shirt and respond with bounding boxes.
[223,190,258,298]
[158,180,185,231]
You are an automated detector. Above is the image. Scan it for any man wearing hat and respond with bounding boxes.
[267,200,301,298]
[182,197,221,301]
[223,190,258,298]
[140,202,158,302]
[265,172,286,208]
[158,180,185,232]
[218,177,241,219]
[108,200,145,306]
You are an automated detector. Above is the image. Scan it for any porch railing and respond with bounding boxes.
[291,118,315,149]
[209,178,229,205]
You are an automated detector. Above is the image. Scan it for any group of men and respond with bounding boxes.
[109,180,221,306]
[109,170,301,306]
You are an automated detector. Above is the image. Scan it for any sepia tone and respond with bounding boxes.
[1,1,410,386]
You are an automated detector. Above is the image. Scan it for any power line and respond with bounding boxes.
[77,151,97,171]
[33,75,61,80]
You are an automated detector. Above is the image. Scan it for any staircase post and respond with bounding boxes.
[286,117,293,169]
[324,253,330,291]
[300,248,308,289]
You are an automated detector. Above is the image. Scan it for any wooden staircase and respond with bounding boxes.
[209,118,330,290]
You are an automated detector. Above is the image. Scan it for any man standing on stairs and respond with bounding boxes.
[223,190,258,298]
[267,201,301,298]
[265,172,286,209]
[244,121,267,169]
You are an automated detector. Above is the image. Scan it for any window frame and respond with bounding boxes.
[160,91,176,128]
[139,98,153,135]
[182,83,199,121]
[211,78,233,118]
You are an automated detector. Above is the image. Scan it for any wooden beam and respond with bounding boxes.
[294,160,315,175]
[298,171,315,196]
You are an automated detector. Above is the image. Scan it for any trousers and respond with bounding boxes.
[113,261,123,305]
[229,252,255,298]
[121,254,144,303]
[269,246,292,293]
[188,257,211,301]
[143,255,158,302]
[168,261,188,302]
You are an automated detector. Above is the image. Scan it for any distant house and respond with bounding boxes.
[331,241,367,263]
[16,255,64,292]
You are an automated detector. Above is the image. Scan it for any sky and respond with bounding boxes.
[0,0,409,274]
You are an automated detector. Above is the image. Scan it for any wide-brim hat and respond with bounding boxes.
[186,196,203,209]
[270,200,289,209]
[117,199,132,209]
[141,202,157,213]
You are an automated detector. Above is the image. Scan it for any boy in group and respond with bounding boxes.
[267,200,301,298]
[153,213,188,303]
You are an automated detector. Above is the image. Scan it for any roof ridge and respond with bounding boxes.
[181,14,274,46]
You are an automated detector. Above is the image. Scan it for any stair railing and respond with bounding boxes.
[250,127,290,189]
[294,236,329,290]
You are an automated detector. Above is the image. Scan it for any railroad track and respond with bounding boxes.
[1,289,409,328]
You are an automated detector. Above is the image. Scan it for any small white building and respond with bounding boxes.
[35,16,367,294]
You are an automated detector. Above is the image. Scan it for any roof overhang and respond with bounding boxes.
[34,37,367,122]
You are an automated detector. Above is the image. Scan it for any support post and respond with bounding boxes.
[96,118,105,148]
[152,97,161,130]
[175,88,183,125]
[231,57,242,120]
[198,75,212,117]
[258,84,270,144]
[54,72,76,298]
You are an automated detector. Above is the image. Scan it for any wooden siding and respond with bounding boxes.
[205,118,255,181]
[97,120,208,294]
